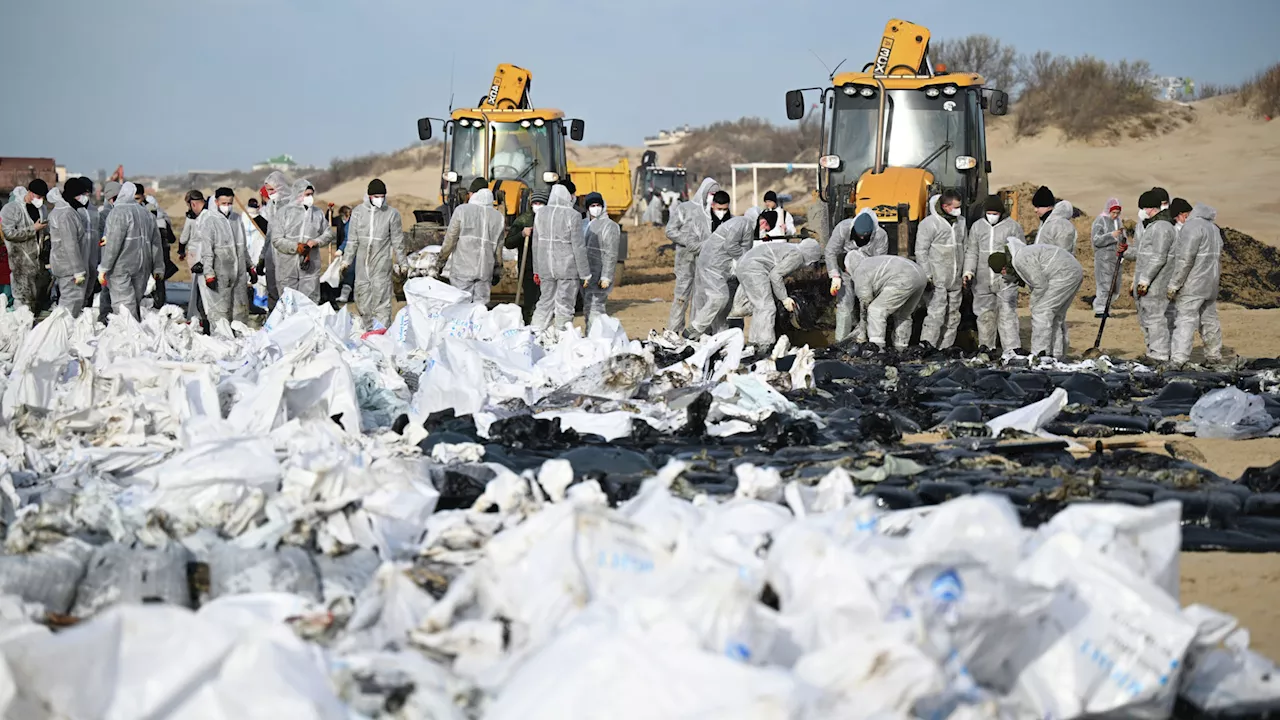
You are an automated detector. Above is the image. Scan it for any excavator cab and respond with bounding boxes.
[417,64,586,221]
[785,19,1009,257]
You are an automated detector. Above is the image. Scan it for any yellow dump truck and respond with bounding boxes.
[784,19,1011,256]
[566,157,632,284]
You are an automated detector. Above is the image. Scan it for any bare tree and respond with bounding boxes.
[931,35,1018,92]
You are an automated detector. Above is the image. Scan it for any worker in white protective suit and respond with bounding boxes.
[1030,185,1077,254]
[963,195,1025,351]
[342,179,406,326]
[194,188,251,328]
[1166,201,1223,365]
[989,243,1082,358]
[916,190,968,348]
[269,179,336,304]
[735,237,823,349]
[47,186,87,316]
[641,190,664,226]
[70,178,100,314]
[685,212,764,338]
[1132,190,1179,362]
[531,184,590,334]
[762,191,796,238]
[582,192,620,331]
[439,186,503,306]
[664,177,720,333]
[259,170,292,310]
[827,209,888,342]
[1091,198,1125,316]
[97,181,163,320]
[845,251,928,350]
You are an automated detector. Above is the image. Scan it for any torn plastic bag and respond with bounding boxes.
[0,539,92,615]
[412,339,488,418]
[1179,606,1280,714]
[1040,500,1181,599]
[70,542,194,618]
[1191,387,1276,440]
[987,387,1068,437]
[1006,532,1196,719]
[335,563,437,654]
[2,309,73,418]
[784,467,856,517]
[206,544,322,603]
[484,600,796,720]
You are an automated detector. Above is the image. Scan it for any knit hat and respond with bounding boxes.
[983,195,1005,214]
[711,190,731,205]
[367,178,387,196]
[1150,187,1170,205]
[1169,197,1193,216]
[1031,186,1054,208]
[27,179,48,197]
[1138,191,1161,210]
[988,251,1009,273]
[468,177,488,193]
[530,190,549,205]
[763,190,778,204]
[853,212,876,240]
[758,210,778,231]
[583,192,604,208]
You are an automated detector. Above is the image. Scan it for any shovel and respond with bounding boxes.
[1082,235,1129,360]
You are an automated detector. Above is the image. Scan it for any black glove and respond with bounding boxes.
[248,266,258,284]
[177,243,187,260]
[491,265,503,286]
[191,261,204,275]
[255,258,266,276]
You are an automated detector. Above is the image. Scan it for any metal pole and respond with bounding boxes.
[731,169,737,215]
[752,166,759,209]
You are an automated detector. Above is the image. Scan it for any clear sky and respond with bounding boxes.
[4,0,1277,177]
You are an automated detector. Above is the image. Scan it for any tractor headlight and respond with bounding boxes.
[443,171,460,183]
[819,155,842,170]
[942,85,958,96]
[925,87,941,98]
[859,87,875,98]
[955,156,977,170]
[542,171,559,183]
[458,118,471,127]
[533,118,545,127]
[843,85,857,96]
[521,120,532,128]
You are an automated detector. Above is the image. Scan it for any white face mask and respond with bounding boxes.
[76,194,90,205]
[268,192,279,202]
[588,205,604,218]
[302,195,314,208]
[713,209,727,219]
[219,204,232,215]
[985,213,1000,225]
[31,197,44,209]
[947,207,961,217]
[1160,203,1169,211]
[531,203,544,215]
[247,208,260,217]
[371,197,384,208]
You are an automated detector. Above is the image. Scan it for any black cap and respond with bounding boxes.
[758,210,778,230]
[1169,198,1193,216]
[983,195,1005,214]
[1032,186,1055,208]
[1138,191,1161,210]
[1150,187,1170,204]
[531,189,549,204]
[247,198,260,208]
[468,177,488,193]
[711,190,731,205]
[27,179,48,196]
[368,178,387,196]
[988,251,1009,273]
[763,190,778,203]
[853,212,876,240]
[583,192,604,207]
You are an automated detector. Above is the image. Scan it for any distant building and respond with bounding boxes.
[1146,76,1195,103]
[252,154,299,172]
[0,156,57,194]
[643,125,692,148]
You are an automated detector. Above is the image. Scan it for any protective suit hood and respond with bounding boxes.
[289,179,313,207]
[469,188,495,206]
[1048,199,1073,222]
[549,184,574,208]
[9,186,27,206]
[927,194,941,218]
[693,177,720,207]
[47,188,70,210]
[798,238,822,264]
[1190,204,1217,222]
[116,182,139,206]
[1099,197,1121,220]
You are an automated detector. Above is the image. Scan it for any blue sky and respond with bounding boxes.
[4,0,1277,176]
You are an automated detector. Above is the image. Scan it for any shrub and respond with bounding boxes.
[931,35,1018,93]
[670,115,820,187]
[1239,63,1280,119]
[1014,54,1156,140]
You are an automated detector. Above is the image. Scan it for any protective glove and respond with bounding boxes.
[255,258,266,276]
[599,278,611,289]
[829,276,841,296]
[73,272,85,285]
[782,297,797,312]
[205,275,219,291]
[333,249,343,258]
[248,266,258,284]
[190,262,204,275]
[963,272,974,286]
[581,278,590,288]
[1166,287,1178,301]
[99,237,106,247]
[491,265,503,286]
[533,274,541,286]
[1136,283,1149,297]
[1117,243,1128,255]
[97,270,107,287]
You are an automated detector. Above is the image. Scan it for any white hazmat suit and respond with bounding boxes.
[1090,199,1124,315]
[664,177,719,333]
[583,201,621,331]
[827,210,889,342]
[735,238,822,348]
[846,252,928,349]
[48,189,87,316]
[531,185,590,333]
[1133,210,1179,361]
[1008,243,1083,358]
[688,215,754,336]
[964,211,1024,351]
[916,195,968,348]
[1167,204,1223,364]
[195,205,251,327]
[439,189,502,306]
[1036,200,1077,254]
[98,182,163,320]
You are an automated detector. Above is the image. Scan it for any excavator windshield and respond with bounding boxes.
[450,120,566,196]
[643,168,686,197]
[828,87,982,193]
